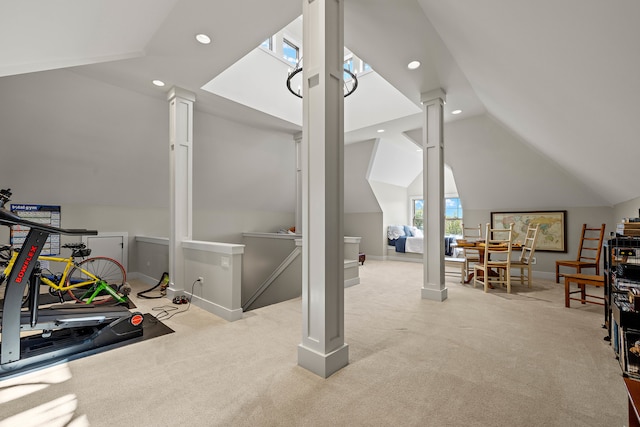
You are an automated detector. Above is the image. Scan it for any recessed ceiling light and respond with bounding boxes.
[377,129,385,133]
[195,34,211,44]
[451,109,462,115]
[152,80,165,87]
[407,61,421,70]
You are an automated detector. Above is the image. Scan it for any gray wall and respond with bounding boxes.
[463,207,614,277]
[344,140,383,257]
[445,114,611,210]
[614,196,640,223]
[344,212,383,257]
[0,69,296,273]
[2,69,636,277]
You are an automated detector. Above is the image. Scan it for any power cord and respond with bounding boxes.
[151,278,202,322]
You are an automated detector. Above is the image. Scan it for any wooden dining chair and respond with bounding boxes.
[510,223,540,287]
[474,223,514,293]
[555,223,606,283]
[460,223,482,280]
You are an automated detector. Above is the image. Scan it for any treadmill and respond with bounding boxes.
[0,189,143,377]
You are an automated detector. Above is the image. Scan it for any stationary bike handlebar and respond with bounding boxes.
[0,188,97,236]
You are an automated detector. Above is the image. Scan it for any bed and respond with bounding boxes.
[387,225,459,256]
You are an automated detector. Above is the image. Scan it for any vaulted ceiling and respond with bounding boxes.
[1,0,639,206]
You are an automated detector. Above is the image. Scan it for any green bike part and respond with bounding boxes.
[80,280,127,304]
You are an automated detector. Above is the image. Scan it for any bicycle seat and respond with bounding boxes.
[62,243,87,250]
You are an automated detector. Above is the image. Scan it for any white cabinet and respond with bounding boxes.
[82,232,128,272]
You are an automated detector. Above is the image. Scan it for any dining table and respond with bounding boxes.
[456,240,522,285]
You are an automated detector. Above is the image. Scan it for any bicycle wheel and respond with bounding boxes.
[66,257,126,305]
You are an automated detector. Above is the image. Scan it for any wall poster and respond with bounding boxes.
[490,210,567,252]
[10,204,61,255]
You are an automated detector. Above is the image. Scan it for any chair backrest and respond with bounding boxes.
[463,223,482,241]
[484,222,514,265]
[575,223,606,264]
[518,223,540,264]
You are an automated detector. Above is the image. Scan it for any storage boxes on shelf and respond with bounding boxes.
[605,237,640,377]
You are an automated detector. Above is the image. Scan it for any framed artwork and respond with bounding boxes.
[491,210,567,252]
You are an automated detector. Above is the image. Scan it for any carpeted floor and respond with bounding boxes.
[0,260,628,426]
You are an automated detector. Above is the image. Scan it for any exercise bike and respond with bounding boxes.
[0,188,144,378]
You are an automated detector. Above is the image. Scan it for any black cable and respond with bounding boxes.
[151,278,200,321]
[137,272,169,299]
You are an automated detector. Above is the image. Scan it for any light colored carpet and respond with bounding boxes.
[0,260,627,426]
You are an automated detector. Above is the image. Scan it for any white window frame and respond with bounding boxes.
[283,38,299,66]
[409,196,463,235]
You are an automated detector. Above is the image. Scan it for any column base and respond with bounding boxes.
[298,343,349,378]
[422,285,448,301]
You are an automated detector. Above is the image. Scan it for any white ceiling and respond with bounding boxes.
[1,0,639,206]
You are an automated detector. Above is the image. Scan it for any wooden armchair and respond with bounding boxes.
[510,223,540,287]
[474,223,514,293]
[555,223,606,283]
[460,223,482,280]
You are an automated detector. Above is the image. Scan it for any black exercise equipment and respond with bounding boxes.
[0,189,143,378]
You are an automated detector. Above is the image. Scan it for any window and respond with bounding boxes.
[283,39,299,66]
[411,198,424,230]
[410,197,463,235]
[445,197,463,235]
[344,57,354,81]
[260,37,273,51]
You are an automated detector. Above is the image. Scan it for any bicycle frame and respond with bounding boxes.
[1,250,126,304]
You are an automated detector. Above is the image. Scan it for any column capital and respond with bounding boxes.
[293,131,303,143]
[420,88,446,106]
[167,86,196,103]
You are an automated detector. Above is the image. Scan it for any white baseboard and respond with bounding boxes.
[385,255,423,263]
[141,272,242,322]
[344,277,360,288]
[187,292,243,322]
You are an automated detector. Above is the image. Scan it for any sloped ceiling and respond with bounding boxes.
[1,0,639,207]
[0,0,179,77]
[417,0,640,206]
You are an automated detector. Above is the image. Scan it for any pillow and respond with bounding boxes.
[403,225,414,237]
[387,225,406,240]
[413,228,424,238]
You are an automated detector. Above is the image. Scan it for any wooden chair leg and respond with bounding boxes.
[556,264,560,283]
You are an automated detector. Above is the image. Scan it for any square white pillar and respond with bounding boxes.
[168,87,195,291]
[298,0,349,378]
[421,89,448,302]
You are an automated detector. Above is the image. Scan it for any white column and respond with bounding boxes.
[298,0,349,378]
[168,87,195,292]
[294,132,302,234]
[421,89,448,301]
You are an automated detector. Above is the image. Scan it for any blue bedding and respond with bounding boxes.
[392,236,456,255]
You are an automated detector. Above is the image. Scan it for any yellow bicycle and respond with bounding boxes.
[0,242,129,305]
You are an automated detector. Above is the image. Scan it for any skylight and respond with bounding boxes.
[200,15,421,132]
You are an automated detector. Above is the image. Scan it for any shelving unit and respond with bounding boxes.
[605,236,640,377]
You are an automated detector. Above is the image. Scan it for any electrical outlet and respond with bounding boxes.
[198,276,204,284]
[531,257,537,265]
